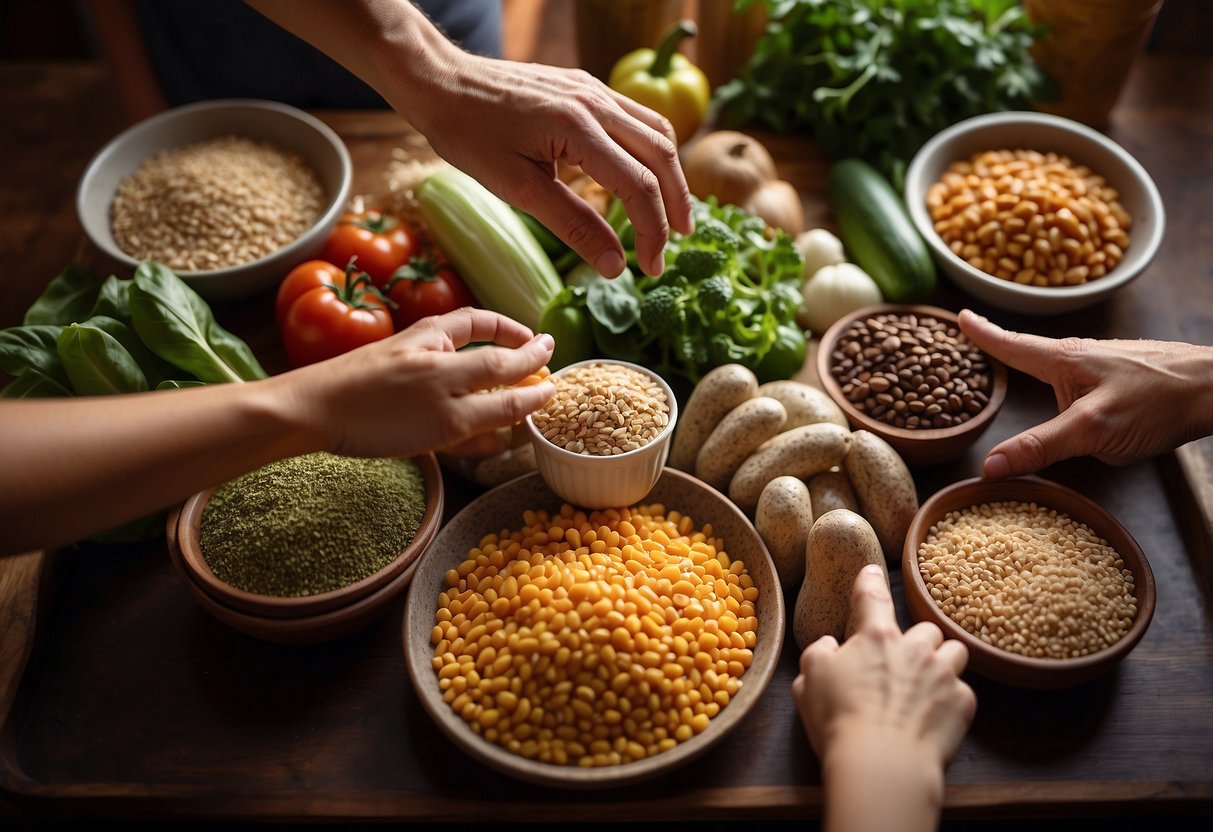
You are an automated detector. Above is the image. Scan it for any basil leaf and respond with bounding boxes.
[1,369,74,399]
[585,269,641,335]
[129,262,266,383]
[90,276,134,323]
[0,325,68,380]
[57,322,149,395]
[87,315,176,388]
[23,264,103,326]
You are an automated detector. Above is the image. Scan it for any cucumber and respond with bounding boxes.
[827,159,936,303]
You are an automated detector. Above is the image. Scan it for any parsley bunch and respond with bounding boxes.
[713,0,1053,189]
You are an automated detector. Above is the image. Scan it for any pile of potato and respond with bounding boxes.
[669,364,919,651]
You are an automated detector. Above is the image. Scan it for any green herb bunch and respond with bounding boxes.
[714,0,1053,189]
[543,196,806,385]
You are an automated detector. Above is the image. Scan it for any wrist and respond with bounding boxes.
[364,2,465,135]
[251,372,331,460]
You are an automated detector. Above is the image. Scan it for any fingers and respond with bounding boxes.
[846,564,898,638]
[447,333,555,393]
[603,90,695,236]
[904,621,944,651]
[798,635,840,674]
[957,310,1062,382]
[426,307,537,351]
[982,407,1091,478]
[936,639,970,676]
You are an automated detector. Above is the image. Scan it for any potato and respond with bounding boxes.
[473,441,537,487]
[808,469,859,521]
[755,476,814,591]
[696,397,787,491]
[843,430,919,560]
[755,380,848,431]
[728,423,852,514]
[669,364,757,471]
[793,509,888,651]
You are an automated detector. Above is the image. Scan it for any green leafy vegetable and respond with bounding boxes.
[22,264,103,326]
[0,325,70,387]
[90,276,134,323]
[714,0,1053,188]
[57,322,149,395]
[129,262,266,383]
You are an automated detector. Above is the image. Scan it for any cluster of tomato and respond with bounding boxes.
[276,210,475,367]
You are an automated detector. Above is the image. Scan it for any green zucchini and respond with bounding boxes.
[827,159,936,303]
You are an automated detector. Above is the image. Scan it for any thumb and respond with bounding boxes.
[982,406,1096,477]
[958,310,1060,384]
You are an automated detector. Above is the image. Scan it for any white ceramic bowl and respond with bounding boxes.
[904,111,1164,315]
[526,359,678,509]
[77,99,352,301]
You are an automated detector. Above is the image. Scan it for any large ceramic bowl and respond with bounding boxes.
[167,454,442,642]
[403,468,784,788]
[902,476,1156,689]
[816,304,1007,467]
[904,111,1164,315]
[77,99,352,301]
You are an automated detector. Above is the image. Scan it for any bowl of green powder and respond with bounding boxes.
[169,451,443,635]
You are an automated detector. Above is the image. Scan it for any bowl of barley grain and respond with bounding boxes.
[77,99,351,301]
[526,360,677,509]
[902,476,1156,689]
[904,111,1164,315]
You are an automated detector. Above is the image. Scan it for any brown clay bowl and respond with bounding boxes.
[169,452,443,620]
[402,468,785,788]
[816,304,1007,467]
[902,476,1156,689]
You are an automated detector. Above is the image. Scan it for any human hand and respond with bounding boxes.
[792,565,975,773]
[958,310,1213,478]
[282,308,555,459]
[400,52,693,279]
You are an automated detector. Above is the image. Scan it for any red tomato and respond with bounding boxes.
[279,267,394,367]
[319,210,417,287]
[387,256,477,331]
[275,260,346,325]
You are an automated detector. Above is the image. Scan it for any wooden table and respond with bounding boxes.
[2,53,1212,825]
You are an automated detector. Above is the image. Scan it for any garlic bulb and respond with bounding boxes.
[797,262,883,334]
[795,228,846,278]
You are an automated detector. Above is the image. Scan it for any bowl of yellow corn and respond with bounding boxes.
[402,468,784,788]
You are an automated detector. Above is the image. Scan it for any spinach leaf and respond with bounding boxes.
[129,262,266,383]
[87,315,176,388]
[0,324,69,383]
[1,370,73,399]
[583,268,642,335]
[90,276,134,323]
[23,264,103,326]
[57,323,149,395]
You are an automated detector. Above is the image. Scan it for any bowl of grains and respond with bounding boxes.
[816,304,1007,467]
[903,476,1156,689]
[167,451,443,643]
[904,111,1165,315]
[402,467,783,787]
[77,99,352,301]
[526,359,677,509]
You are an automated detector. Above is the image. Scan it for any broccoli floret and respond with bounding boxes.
[639,284,684,333]
[676,333,708,366]
[691,218,742,253]
[673,247,729,282]
[697,275,734,317]
[708,332,755,366]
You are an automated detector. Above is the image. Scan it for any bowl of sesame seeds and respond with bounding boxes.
[902,476,1156,689]
[77,99,352,301]
[526,360,677,510]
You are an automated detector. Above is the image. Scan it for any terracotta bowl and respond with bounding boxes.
[816,304,1007,467]
[403,468,784,788]
[902,476,1156,689]
[168,453,443,625]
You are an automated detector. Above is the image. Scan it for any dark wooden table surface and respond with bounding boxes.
[1,49,1212,826]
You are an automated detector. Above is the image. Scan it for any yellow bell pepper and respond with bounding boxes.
[608,20,711,145]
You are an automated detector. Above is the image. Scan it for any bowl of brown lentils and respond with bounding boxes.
[77,99,352,301]
[816,304,1007,467]
[904,111,1165,315]
[902,476,1156,689]
[526,360,677,509]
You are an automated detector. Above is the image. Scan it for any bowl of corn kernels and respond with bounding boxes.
[904,111,1165,315]
[525,359,678,510]
[902,476,1156,689]
[402,467,784,787]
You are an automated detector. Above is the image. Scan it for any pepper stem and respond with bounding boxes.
[649,20,696,78]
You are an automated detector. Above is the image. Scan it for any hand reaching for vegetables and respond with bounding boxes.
[243,0,693,280]
[957,311,1213,478]
[792,565,975,832]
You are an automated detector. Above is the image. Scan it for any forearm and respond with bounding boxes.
[821,727,945,832]
[0,377,321,555]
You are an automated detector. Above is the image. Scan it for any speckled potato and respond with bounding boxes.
[793,509,888,651]
[696,396,787,491]
[808,470,859,521]
[669,364,758,471]
[755,476,814,591]
[728,423,852,514]
[474,441,537,487]
[755,380,848,431]
[843,430,919,561]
